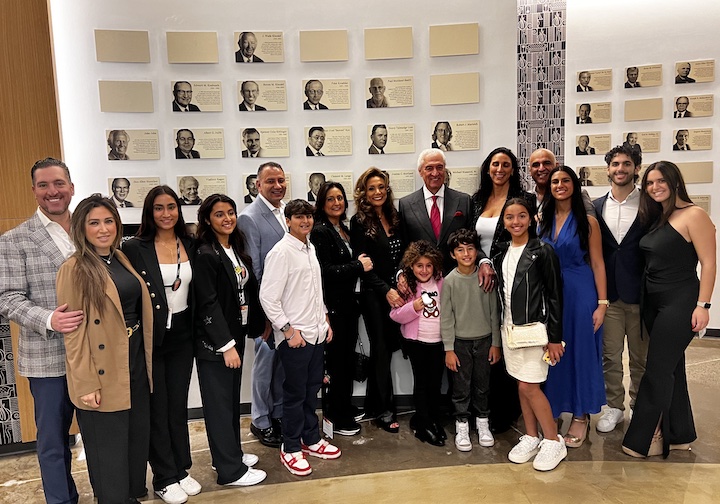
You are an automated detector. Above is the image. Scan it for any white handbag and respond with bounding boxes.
[505,322,548,349]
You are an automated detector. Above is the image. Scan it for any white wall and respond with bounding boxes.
[48,0,518,405]
[566,0,720,324]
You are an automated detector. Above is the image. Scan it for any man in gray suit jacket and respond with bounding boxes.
[237,161,288,448]
[0,158,84,504]
[399,148,493,281]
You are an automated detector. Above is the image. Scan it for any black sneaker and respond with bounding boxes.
[334,421,361,436]
[352,406,366,422]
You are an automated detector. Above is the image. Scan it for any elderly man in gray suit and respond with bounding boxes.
[0,157,84,504]
[237,161,288,448]
[399,148,493,280]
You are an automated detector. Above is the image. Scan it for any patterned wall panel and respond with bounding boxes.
[0,316,21,445]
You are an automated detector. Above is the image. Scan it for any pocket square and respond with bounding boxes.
[454,211,463,217]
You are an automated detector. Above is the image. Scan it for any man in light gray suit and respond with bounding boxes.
[237,161,288,448]
[0,157,84,504]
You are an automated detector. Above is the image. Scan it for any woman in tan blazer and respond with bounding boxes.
[57,195,153,504]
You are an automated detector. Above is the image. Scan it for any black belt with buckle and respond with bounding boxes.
[126,322,141,338]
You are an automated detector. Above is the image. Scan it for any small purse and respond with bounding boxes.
[505,322,548,349]
[353,338,370,382]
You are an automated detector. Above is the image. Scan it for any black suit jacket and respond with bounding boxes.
[235,51,264,63]
[244,194,254,204]
[576,147,595,155]
[193,240,264,361]
[399,187,475,274]
[122,236,196,348]
[349,215,401,296]
[310,220,363,316]
[576,85,593,92]
[239,102,267,111]
[673,143,691,151]
[172,101,200,112]
[576,116,593,124]
[674,110,693,118]
[368,144,383,154]
[304,100,328,110]
[593,193,647,304]
[625,81,641,88]
[675,75,695,84]
[175,147,200,159]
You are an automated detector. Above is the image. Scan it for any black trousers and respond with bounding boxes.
[452,337,492,420]
[277,340,324,453]
[196,357,248,485]
[148,334,194,490]
[359,290,400,420]
[404,339,444,427]
[76,374,150,504]
[623,284,698,456]
[325,307,359,425]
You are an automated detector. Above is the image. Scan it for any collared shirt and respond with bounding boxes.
[603,187,640,243]
[258,194,288,232]
[111,196,128,207]
[243,101,257,111]
[260,233,328,346]
[36,208,74,330]
[307,145,323,156]
[174,100,190,112]
[423,184,446,222]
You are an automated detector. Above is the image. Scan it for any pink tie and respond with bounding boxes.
[430,196,441,240]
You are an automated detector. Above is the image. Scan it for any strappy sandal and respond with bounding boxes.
[563,415,590,448]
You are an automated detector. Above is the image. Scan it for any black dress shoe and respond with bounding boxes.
[414,426,445,446]
[432,422,447,441]
[250,423,282,448]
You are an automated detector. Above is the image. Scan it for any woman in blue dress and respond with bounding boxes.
[538,166,608,448]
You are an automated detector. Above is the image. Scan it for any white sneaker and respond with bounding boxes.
[533,434,567,471]
[155,483,188,504]
[454,420,472,452]
[508,434,541,463]
[476,417,495,447]
[178,475,201,496]
[597,407,624,433]
[243,453,259,467]
[224,467,267,487]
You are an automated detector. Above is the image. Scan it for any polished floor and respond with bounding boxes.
[3,338,720,503]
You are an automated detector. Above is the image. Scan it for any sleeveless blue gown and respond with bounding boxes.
[542,212,606,417]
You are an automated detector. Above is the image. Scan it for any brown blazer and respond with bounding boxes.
[56,251,153,412]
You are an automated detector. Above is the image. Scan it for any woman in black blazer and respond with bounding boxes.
[122,186,199,501]
[193,194,267,488]
[310,182,373,436]
[349,168,404,433]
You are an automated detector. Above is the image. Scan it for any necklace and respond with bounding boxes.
[158,236,182,291]
[100,254,112,265]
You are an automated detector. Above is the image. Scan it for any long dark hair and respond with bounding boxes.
[400,240,443,300]
[353,167,399,239]
[69,195,123,314]
[136,185,188,240]
[538,166,590,253]
[197,194,252,269]
[471,147,523,209]
[314,181,348,224]
[638,160,693,230]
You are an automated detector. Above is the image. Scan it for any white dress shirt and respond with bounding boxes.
[37,208,74,330]
[422,184,446,222]
[602,187,640,244]
[260,233,328,347]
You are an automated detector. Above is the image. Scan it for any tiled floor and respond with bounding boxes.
[2,338,719,503]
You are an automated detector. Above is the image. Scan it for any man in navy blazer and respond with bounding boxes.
[237,162,288,448]
[593,145,648,434]
[398,148,492,281]
[0,158,83,504]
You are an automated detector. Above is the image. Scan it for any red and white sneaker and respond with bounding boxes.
[301,439,342,460]
[280,446,312,476]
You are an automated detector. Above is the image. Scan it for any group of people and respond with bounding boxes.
[0,145,714,502]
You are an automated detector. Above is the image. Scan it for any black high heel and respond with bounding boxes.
[373,416,400,433]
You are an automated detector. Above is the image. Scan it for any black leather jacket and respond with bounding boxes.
[492,239,563,343]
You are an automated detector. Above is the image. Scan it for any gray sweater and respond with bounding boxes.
[440,267,501,351]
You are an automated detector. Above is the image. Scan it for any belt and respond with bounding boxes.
[126,322,141,338]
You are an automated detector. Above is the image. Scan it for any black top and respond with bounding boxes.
[349,215,403,296]
[640,223,698,290]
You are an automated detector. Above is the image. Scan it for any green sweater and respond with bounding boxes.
[440,267,501,351]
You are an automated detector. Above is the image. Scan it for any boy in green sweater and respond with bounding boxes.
[441,229,501,451]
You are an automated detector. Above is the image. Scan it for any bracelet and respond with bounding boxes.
[597,300,609,306]
[285,330,295,340]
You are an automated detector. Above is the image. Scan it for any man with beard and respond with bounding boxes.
[592,145,648,434]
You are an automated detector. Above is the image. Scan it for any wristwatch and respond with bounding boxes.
[697,302,711,309]
[281,322,291,333]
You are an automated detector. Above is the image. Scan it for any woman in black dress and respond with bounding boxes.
[311,181,373,436]
[622,161,716,458]
[193,194,267,486]
[123,186,200,502]
[349,168,404,433]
